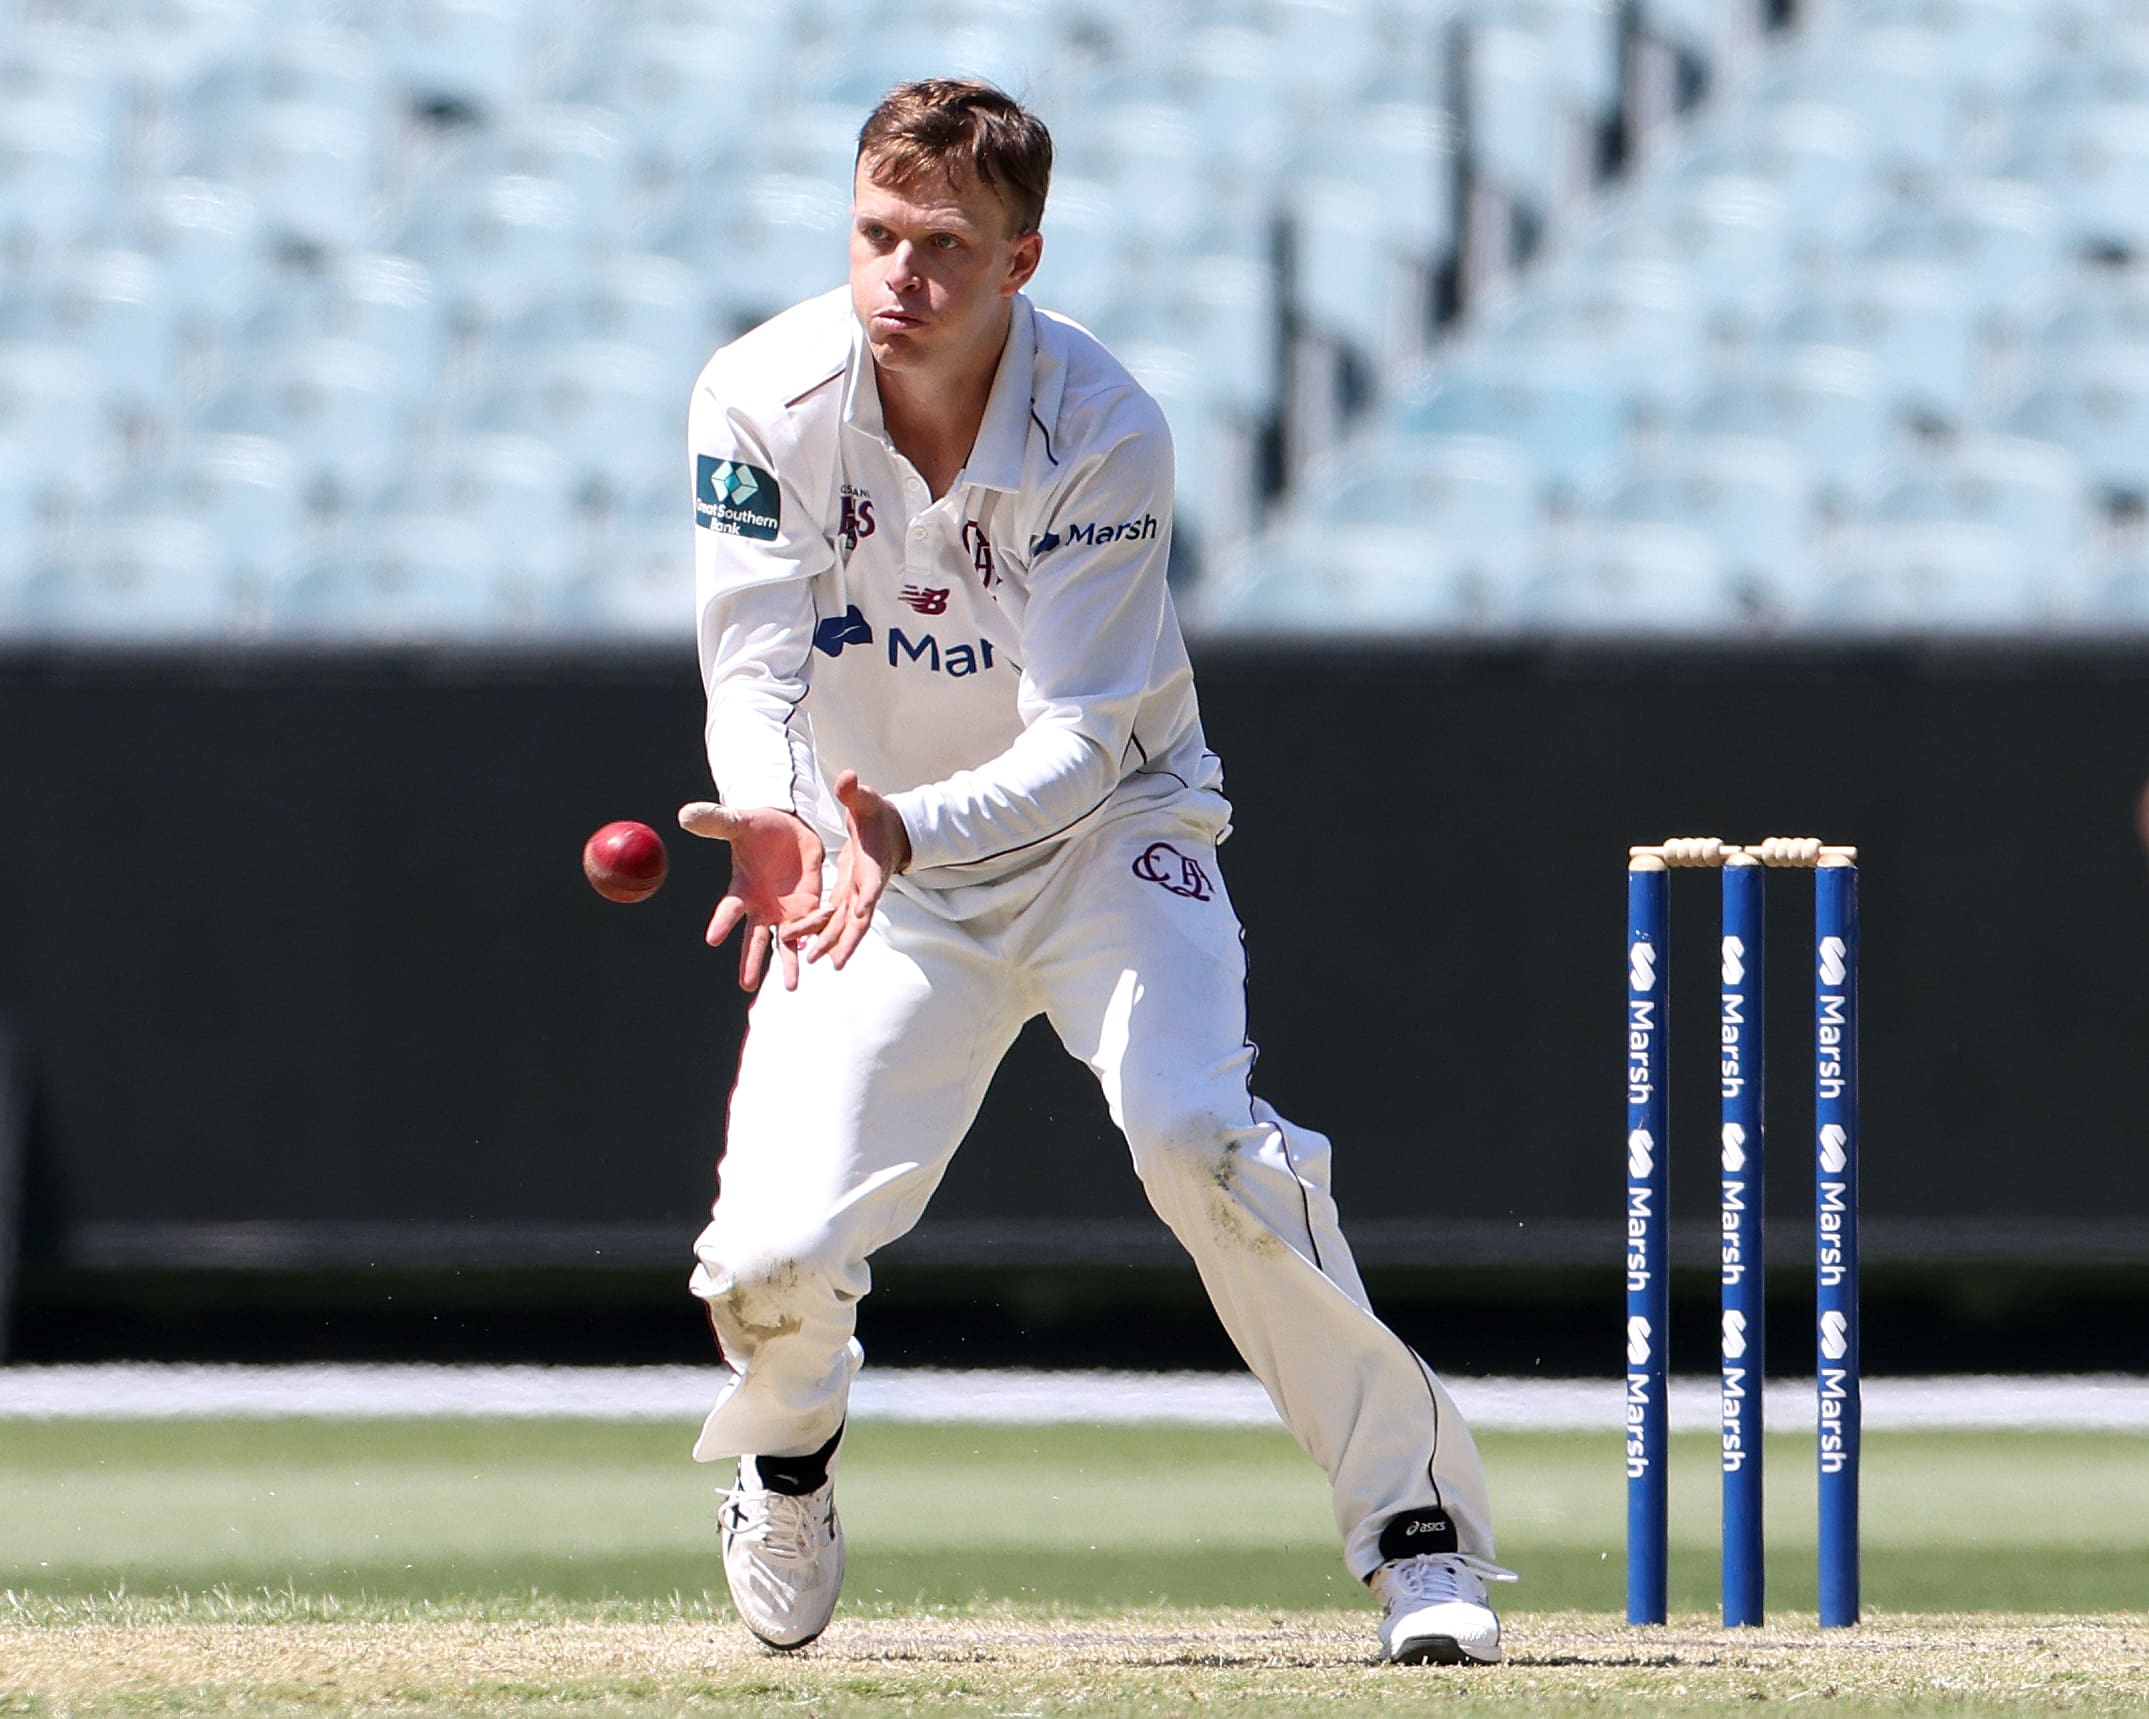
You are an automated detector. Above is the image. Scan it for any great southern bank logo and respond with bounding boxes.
[695,456,781,541]
[1818,936,1848,987]
[1629,941,1657,992]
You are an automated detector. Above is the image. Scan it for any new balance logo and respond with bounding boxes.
[899,586,950,615]
[1630,942,1657,992]
[1819,936,1848,987]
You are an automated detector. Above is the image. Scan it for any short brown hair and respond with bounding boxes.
[856,79,1053,236]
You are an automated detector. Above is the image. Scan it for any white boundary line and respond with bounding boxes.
[0,1366,2145,1430]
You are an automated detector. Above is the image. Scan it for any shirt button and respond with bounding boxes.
[906,476,924,492]
[910,525,926,540]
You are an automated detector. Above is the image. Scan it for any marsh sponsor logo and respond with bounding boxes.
[695,456,781,540]
[1819,935,1848,987]
[887,627,998,676]
[1626,1185,1655,1291]
[1720,985,1746,1099]
[1722,1309,1749,1360]
[1630,940,1657,992]
[1819,1309,1850,1362]
[1032,514,1160,554]
[1721,1123,1748,1172]
[1818,1123,1848,1174]
[813,604,872,657]
[1722,935,1746,987]
[1626,1372,1653,1477]
[1818,1177,1850,1286]
[1819,1363,1854,1472]
[1627,1128,1655,1179]
[1722,1361,1752,1470]
[1627,1315,1652,1367]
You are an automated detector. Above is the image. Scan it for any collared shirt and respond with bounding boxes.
[688,287,1223,886]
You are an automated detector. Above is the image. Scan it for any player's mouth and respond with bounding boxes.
[870,308,925,332]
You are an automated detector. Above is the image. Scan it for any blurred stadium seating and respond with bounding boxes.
[2,0,2146,640]
[1202,0,2149,635]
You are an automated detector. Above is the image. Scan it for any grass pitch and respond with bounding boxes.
[4,1417,2146,1714]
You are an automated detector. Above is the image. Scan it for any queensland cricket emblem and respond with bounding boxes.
[1133,841,1212,900]
[961,519,1000,590]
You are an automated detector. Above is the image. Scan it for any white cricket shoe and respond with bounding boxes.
[719,1459,845,1650]
[1373,1553,1515,1665]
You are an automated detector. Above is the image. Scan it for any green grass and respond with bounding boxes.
[3,1418,2146,1616]
[4,1419,2147,1715]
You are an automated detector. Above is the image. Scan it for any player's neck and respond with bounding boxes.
[874,320,1006,500]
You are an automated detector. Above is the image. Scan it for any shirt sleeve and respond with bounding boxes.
[888,400,1174,872]
[690,380,836,818]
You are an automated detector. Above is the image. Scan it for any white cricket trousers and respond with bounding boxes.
[689,795,1495,1579]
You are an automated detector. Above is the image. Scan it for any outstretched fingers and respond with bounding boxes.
[706,894,748,950]
[739,920,770,992]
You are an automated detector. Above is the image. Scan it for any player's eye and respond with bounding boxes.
[930,233,960,249]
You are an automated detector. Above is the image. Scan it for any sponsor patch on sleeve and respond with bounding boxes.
[694,456,781,541]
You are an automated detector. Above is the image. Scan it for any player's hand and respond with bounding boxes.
[783,771,910,971]
[676,802,825,992]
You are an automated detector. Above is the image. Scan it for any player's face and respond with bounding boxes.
[850,160,1042,377]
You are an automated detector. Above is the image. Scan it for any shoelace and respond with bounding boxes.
[728,1488,824,1562]
[1384,1553,1519,1606]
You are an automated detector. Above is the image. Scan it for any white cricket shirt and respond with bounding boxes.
[689,287,1223,886]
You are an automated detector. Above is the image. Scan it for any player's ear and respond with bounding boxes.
[1005,227,1042,295]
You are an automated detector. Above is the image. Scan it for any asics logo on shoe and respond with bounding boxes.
[1376,1507,1459,1562]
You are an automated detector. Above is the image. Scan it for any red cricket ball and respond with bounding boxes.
[582,819,668,904]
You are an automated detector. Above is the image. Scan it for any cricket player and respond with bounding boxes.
[677,78,1511,1664]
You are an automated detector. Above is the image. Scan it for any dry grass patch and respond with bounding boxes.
[2,1600,2144,1715]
